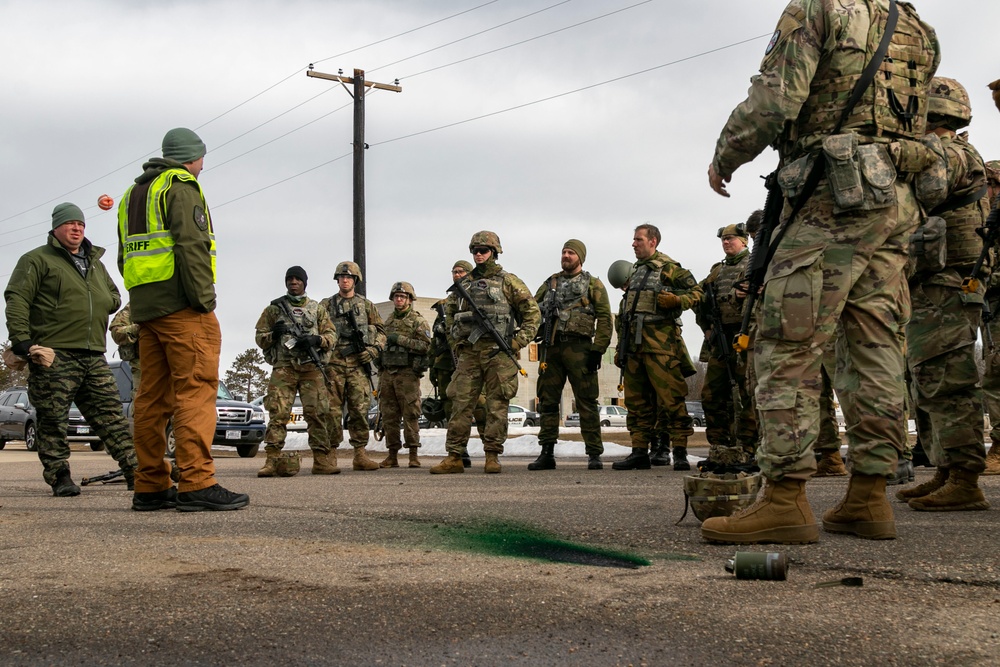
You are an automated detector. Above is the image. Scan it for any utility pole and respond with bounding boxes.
[307,67,402,296]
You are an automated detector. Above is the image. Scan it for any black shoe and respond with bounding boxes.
[132,487,178,511]
[123,468,135,491]
[612,448,651,470]
[672,447,691,471]
[462,455,472,469]
[51,468,81,497]
[650,446,671,467]
[587,455,603,470]
[527,445,556,470]
[911,441,932,468]
[176,484,250,512]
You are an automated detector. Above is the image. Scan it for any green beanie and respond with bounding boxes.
[563,239,587,264]
[51,202,85,230]
[162,127,206,163]
[452,260,474,274]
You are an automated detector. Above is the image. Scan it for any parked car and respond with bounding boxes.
[507,404,539,427]
[109,360,266,458]
[366,402,429,430]
[0,386,36,451]
[288,395,306,431]
[67,402,105,451]
[565,405,628,428]
[686,400,705,427]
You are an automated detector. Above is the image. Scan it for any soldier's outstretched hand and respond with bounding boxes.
[708,164,730,197]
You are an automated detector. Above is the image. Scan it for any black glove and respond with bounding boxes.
[271,321,288,338]
[295,335,322,351]
[386,332,400,346]
[585,350,603,373]
[11,340,33,356]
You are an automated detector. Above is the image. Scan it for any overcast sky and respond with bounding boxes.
[2,0,999,372]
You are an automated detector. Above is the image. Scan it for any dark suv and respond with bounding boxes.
[0,386,36,451]
[109,360,266,458]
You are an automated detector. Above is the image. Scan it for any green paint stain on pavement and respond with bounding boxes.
[435,521,650,569]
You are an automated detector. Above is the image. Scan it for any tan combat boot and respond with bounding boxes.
[430,453,465,474]
[311,450,341,475]
[353,447,380,471]
[257,450,281,478]
[814,450,847,477]
[983,445,1000,476]
[408,447,421,468]
[821,473,896,539]
[484,451,502,474]
[379,448,400,468]
[895,467,948,501]
[701,478,819,544]
[907,468,990,511]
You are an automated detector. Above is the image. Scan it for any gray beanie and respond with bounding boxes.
[162,128,206,163]
[51,203,85,230]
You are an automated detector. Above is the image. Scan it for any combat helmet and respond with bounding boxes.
[681,472,762,522]
[469,230,502,255]
[928,77,972,130]
[717,223,748,239]
[607,259,635,290]
[389,281,416,300]
[334,261,363,283]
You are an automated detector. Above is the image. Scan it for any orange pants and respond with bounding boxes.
[134,309,221,493]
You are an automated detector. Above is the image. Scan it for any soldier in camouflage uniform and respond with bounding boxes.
[378,281,432,469]
[431,231,540,474]
[4,203,137,495]
[813,336,847,477]
[110,302,140,397]
[980,160,1000,475]
[319,261,386,471]
[255,266,338,477]
[529,239,612,471]
[614,224,701,471]
[704,0,940,544]
[696,223,757,467]
[895,78,991,511]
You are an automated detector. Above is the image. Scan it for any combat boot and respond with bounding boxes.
[701,478,819,544]
[814,450,847,477]
[982,445,1000,476]
[379,448,400,468]
[461,453,472,468]
[821,474,896,539]
[51,467,81,497]
[484,451,502,474]
[612,448,651,470]
[122,467,135,491]
[672,446,691,471]
[527,444,556,470]
[353,446,380,471]
[886,458,914,485]
[911,440,932,467]
[588,455,603,470]
[907,468,990,511]
[430,453,465,474]
[895,467,948,501]
[257,451,280,477]
[311,450,341,475]
[650,441,671,467]
[408,447,421,468]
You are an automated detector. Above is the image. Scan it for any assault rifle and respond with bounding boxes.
[734,171,782,353]
[274,298,329,384]
[81,470,124,486]
[337,305,384,440]
[536,277,559,374]
[616,269,654,392]
[447,280,527,377]
[703,282,743,444]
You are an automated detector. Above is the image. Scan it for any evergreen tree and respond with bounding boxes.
[224,348,268,401]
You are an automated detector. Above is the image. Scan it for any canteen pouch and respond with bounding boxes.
[908,216,947,275]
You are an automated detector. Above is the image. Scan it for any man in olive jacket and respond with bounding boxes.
[4,203,137,496]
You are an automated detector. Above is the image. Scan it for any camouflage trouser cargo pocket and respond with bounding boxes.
[760,244,824,342]
[497,356,519,401]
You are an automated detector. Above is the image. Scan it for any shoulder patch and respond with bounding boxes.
[193,206,208,231]
[765,29,781,55]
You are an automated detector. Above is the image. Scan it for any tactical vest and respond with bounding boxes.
[265,297,327,366]
[624,256,671,324]
[452,271,514,343]
[328,295,371,353]
[383,309,428,371]
[118,168,217,290]
[786,1,937,157]
[543,271,597,338]
[709,252,749,325]
[938,133,988,269]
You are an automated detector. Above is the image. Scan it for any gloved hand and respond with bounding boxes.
[357,346,379,364]
[294,335,322,351]
[28,345,56,368]
[271,321,289,338]
[511,339,523,353]
[386,332,399,346]
[585,350,603,373]
[657,290,681,309]
[11,340,33,356]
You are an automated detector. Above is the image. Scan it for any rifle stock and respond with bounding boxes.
[447,280,527,377]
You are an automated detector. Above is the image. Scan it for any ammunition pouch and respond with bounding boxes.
[908,216,947,275]
[822,134,896,213]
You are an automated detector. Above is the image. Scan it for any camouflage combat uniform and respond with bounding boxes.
[695,247,757,461]
[979,161,1000,474]
[617,251,701,451]
[429,300,486,432]
[379,304,432,452]
[4,234,137,487]
[906,131,990,473]
[443,260,540,458]
[534,269,613,458]
[109,302,140,396]
[320,294,385,452]
[255,294,337,456]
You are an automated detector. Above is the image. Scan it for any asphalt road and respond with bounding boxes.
[1,442,998,667]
